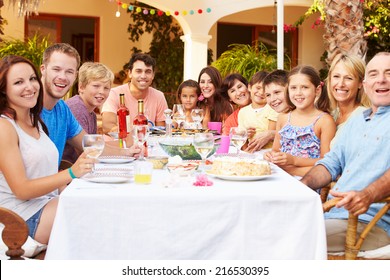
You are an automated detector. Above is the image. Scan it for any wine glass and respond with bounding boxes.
[193,133,214,172]
[172,104,185,129]
[229,127,247,155]
[191,108,204,129]
[82,134,105,173]
[132,125,150,160]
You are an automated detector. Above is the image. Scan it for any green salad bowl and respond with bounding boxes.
[158,137,218,160]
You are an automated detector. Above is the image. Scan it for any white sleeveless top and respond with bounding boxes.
[0,115,59,220]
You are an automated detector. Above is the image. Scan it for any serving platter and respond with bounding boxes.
[81,172,133,183]
[206,171,273,181]
[98,156,135,164]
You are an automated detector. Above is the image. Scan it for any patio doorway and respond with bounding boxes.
[25,13,99,63]
[217,23,298,67]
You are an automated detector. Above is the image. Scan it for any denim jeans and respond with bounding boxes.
[26,208,43,238]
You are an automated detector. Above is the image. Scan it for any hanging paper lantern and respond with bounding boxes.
[150,9,155,15]
[206,8,211,13]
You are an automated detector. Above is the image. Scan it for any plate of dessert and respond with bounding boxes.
[206,172,272,181]
[206,156,272,181]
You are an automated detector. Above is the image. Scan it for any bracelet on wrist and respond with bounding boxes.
[68,167,77,179]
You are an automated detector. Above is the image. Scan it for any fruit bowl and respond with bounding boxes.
[159,137,218,160]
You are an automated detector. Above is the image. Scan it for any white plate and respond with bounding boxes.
[107,132,118,139]
[82,173,133,183]
[98,156,135,164]
[206,171,272,181]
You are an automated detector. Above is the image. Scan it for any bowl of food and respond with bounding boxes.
[166,156,199,176]
[159,136,218,160]
[146,156,169,169]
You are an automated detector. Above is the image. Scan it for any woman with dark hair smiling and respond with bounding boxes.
[0,55,93,245]
[198,66,233,123]
[219,73,251,135]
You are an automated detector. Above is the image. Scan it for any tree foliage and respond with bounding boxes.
[294,0,390,61]
[0,0,5,40]
[364,0,390,59]
[126,2,184,94]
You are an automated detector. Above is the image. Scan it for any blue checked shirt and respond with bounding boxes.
[318,106,390,235]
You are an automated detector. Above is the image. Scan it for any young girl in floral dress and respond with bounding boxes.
[264,65,336,177]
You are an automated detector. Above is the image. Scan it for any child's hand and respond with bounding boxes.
[263,151,273,162]
[246,127,256,139]
[245,131,271,153]
[264,151,291,166]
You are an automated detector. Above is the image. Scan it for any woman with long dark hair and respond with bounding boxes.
[0,55,93,245]
[198,66,233,123]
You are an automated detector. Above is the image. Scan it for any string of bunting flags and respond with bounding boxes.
[109,0,212,17]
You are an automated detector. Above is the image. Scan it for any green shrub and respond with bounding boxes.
[0,34,49,70]
[212,41,291,80]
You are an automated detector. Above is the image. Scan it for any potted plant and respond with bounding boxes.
[0,34,49,69]
[212,41,291,80]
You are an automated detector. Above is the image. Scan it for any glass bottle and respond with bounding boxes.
[133,99,148,156]
[133,99,148,125]
[164,109,173,137]
[117,93,129,141]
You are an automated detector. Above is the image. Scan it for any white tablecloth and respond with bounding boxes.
[45,163,327,260]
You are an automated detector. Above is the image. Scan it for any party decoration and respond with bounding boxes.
[110,1,213,17]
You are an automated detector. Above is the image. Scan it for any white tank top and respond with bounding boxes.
[0,115,59,220]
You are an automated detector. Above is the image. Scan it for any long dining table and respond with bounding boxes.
[45,155,327,260]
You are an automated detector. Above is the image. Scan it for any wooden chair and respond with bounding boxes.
[323,196,390,260]
[0,160,71,260]
[320,183,332,203]
[0,207,46,260]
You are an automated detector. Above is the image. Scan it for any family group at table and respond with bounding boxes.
[0,42,389,258]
